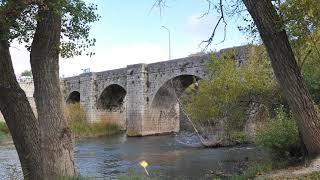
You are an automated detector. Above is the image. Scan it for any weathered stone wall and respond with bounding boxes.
[62,54,211,135]
[62,45,249,136]
[62,69,128,129]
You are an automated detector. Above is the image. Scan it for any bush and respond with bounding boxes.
[65,103,121,138]
[255,106,301,158]
[224,131,250,144]
[65,103,87,123]
[70,120,120,138]
[182,46,280,144]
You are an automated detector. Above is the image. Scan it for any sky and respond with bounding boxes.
[10,0,250,77]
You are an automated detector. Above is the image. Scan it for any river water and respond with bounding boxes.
[0,134,268,179]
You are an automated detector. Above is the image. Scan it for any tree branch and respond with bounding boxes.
[200,0,227,50]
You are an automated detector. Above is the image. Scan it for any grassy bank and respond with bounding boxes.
[228,157,320,179]
[65,103,122,138]
[70,120,121,138]
[229,159,292,179]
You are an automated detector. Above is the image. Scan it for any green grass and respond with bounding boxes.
[65,103,122,138]
[229,158,302,179]
[230,161,273,179]
[70,120,121,138]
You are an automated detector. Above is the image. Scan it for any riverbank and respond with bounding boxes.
[70,120,123,139]
[225,156,320,179]
[65,103,123,138]
[118,160,320,180]
[0,120,122,143]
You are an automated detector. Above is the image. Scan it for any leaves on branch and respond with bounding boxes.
[0,0,100,58]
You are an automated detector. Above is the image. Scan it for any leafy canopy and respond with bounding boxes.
[1,0,99,58]
[281,0,320,104]
[183,46,279,131]
[21,70,32,77]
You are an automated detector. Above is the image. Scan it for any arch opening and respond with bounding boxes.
[151,75,201,108]
[149,75,201,134]
[67,91,80,104]
[97,84,126,112]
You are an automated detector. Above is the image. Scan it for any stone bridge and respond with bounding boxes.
[62,46,247,136]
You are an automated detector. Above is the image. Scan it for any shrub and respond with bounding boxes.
[255,106,301,158]
[65,103,121,138]
[65,103,86,123]
[70,120,120,138]
[224,131,250,144]
[182,46,280,143]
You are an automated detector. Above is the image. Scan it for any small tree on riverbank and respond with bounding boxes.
[182,46,281,144]
[155,0,320,156]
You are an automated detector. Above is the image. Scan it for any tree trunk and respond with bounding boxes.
[0,27,43,179]
[29,7,75,179]
[243,0,320,155]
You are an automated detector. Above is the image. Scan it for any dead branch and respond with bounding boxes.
[200,0,227,50]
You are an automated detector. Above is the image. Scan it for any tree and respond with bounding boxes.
[242,0,320,156]
[0,0,98,179]
[280,0,320,104]
[21,70,32,77]
[183,46,280,142]
[154,0,320,155]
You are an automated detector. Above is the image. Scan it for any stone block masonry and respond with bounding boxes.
[63,46,248,136]
[0,46,248,134]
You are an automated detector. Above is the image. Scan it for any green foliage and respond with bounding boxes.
[65,103,86,123]
[1,0,99,58]
[230,161,273,180]
[60,0,100,58]
[239,0,320,105]
[255,106,301,158]
[281,0,320,42]
[224,131,250,144]
[280,0,320,104]
[65,103,121,138]
[20,70,32,77]
[229,158,297,180]
[183,46,279,137]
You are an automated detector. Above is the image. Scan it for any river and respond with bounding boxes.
[0,133,268,179]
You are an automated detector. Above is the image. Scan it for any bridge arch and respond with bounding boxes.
[97,84,127,111]
[151,74,202,108]
[66,91,80,104]
[96,84,127,129]
[149,74,201,134]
